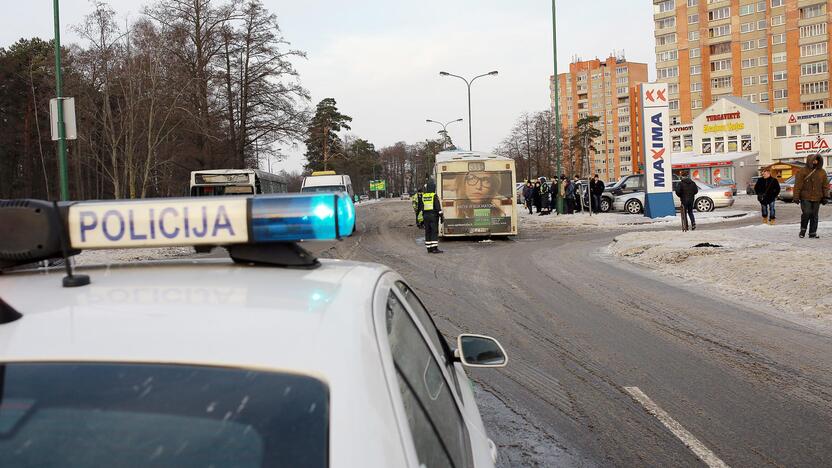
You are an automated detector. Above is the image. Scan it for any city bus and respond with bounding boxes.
[190,169,287,196]
[433,151,518,237]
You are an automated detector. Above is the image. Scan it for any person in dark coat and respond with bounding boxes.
[532,181,542,213]
[539,178,550,215]
[674,173,699,230]
[522,181,533,214]
[589,174,605,213]
[793,153,830,238]
[561,175,574,214]
[548,178,557,214]
[754,169,781,225]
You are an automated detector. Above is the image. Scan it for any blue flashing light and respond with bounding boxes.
[251,193,355,242]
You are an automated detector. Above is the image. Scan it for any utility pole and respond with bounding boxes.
[53,0,69,201]
[552,0,564,214]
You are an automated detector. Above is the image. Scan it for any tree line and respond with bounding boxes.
[0,0,308,200]
[495,110,601,181]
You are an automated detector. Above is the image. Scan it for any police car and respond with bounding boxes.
[0,193,508,467]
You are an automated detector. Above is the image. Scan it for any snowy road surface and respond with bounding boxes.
[311,199,832,467]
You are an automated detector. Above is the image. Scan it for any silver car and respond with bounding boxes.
[612,180,735,214]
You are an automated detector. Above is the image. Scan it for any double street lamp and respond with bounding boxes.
[425,118,463,150]
[439,70,498,151]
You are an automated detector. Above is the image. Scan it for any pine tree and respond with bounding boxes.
[303,98,352,172]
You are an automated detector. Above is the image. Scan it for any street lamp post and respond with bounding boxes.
[551,0,564,214]
[426,118,463,150]
[53,0,69,201]
[439,70,498,151]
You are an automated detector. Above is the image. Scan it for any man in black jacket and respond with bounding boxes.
[589,174,605,213]
[675,174,699,230]
[754,169,781,225]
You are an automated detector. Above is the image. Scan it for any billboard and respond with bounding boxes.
[440,171,514,234]
[780,134,832,160]
[369,180,386,191]
[639,83,675,218]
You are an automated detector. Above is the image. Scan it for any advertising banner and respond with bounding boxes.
[780,135,832,160]
[639,82,675,218]
[440,171,513,235]
[369,180,386,191]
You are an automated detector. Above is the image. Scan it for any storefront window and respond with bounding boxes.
[702,138,712,154]
[684,135,694,151]
[690,168,711,184]
[715,137,725,153]
[809,122,820,134]
[775,126,787,137]
[727,136,738,152]
[672,136,682,152]
[741,135,752,151]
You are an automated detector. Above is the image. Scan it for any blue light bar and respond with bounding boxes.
[251,193,355,242]
[64,193,355,250]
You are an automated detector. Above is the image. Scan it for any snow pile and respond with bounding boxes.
[74,247,193,266]
[520,209,754,230]
[608,222,832,322]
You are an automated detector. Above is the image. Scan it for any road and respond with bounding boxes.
[314,199,832,467]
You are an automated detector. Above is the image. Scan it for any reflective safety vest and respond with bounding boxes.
[411,193,420,211]
[422,192,436,211]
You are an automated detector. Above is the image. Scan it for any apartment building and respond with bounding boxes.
[653,0,831,124]
[550,55,648,180]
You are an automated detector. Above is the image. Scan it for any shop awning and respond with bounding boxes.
[671,151,758,169]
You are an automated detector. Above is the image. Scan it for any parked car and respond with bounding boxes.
[612,179,734,214]
[598,174,683,213]
[778,176,795,202]
[400,192,410,200]
[714,178,737,195]
[746,176,761,195]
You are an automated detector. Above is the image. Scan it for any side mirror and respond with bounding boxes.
[455,334,508,368]
[620,184,627,190]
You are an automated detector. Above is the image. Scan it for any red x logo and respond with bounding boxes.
[646,90,655,102]
[656,89,666,102]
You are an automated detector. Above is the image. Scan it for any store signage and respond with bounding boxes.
[705,111,741,122]
[639,82,675,218]
[670,125,693,134]
[780,135,832,159]
[703,122,746,133]
[788,111,832,122]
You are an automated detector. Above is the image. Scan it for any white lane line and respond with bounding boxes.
[624,386,730,468]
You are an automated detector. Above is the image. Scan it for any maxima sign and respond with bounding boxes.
[781,135,832,159]
[639,82,675,218]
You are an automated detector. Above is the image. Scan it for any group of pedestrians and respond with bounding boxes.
[522,174,606,215]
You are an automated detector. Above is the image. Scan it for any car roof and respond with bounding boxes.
[0,258,387,374]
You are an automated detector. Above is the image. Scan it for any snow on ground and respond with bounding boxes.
[608,221,832,324]
[519,208,754,230]
[74,247,193,266]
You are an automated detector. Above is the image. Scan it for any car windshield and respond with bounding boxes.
[784,176,795,184]
[301,185,347,193]
[0,363,328,468]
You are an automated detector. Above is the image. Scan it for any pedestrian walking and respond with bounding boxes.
[675,172,699,230]
[590,174,605,213]
[793,153,829,238]
[532,181,542,213]
[419,181,444,253]
[754,169,780,225]
[522,180,534,214]
[411,188,424,228]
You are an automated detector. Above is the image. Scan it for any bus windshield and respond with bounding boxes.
[301,185,347,193]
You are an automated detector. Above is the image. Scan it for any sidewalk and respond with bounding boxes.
[608,221,832,327]
[520,209,754,230]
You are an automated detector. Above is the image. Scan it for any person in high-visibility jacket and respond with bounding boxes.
[411,188,424,228]
[418,181,444,253]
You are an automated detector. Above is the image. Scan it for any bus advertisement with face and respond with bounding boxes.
[435,152,518,237]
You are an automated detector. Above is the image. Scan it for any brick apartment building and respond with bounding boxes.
[550,55,648,180]
[653,0,831,124]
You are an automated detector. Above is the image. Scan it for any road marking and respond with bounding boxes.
[624,386,730,468]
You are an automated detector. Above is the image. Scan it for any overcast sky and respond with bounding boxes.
[1,0,655,173]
